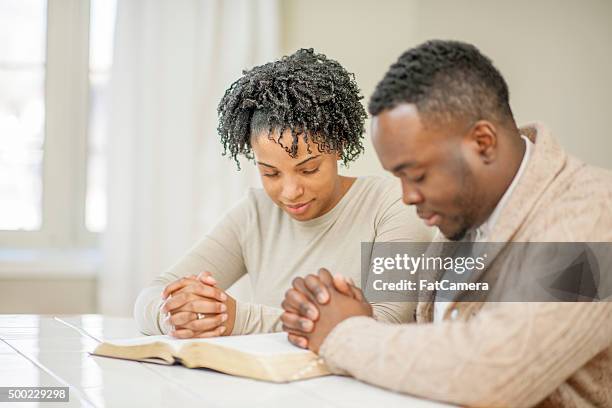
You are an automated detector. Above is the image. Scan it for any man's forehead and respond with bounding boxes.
[374,107,421,143]
[381,103,421,121]
[371,104,435,170]
[372,135,421,172]
[373,104,424,139]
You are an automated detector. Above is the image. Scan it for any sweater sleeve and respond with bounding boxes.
[231,302,284,335]
[134,193,250,335]
[320,302,612,407]
[370,180,434,324]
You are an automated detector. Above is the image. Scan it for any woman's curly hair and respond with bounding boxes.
[217,48,367,169]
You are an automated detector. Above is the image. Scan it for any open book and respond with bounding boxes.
[91,332,330,383]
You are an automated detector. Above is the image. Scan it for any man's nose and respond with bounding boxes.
[402,183,423,206]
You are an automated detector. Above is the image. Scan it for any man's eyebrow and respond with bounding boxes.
[296,155,321,167]
[391,161,417,173]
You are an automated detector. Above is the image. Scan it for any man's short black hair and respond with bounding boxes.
[218,48,367,169]
[369,40,515,128]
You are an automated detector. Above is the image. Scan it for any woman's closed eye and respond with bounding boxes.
[301,167,319,175]
[263,172,280,178]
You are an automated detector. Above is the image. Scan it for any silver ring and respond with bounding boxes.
[197,313,205,320]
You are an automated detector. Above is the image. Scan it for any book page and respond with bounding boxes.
[185,332,309,355]
[103,332,306,356]
[177,333,329,382]
[102,334,196,354]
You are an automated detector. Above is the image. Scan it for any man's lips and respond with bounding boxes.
[417,210,442,227]
[285,199,314,215]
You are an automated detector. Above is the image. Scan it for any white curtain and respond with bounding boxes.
[99,0,279,316]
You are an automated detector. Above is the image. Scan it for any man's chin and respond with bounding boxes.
[440,225,469,242]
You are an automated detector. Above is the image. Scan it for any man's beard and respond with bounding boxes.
[447,225,469,241]
[445,212,472,241]
[444,154,477,242]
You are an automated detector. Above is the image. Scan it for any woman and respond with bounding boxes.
[134,49,432,338]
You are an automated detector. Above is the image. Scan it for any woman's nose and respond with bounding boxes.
[281,179,304,202]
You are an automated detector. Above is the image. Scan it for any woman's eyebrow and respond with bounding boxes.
[295,155,321,167]
[256,161,277,169]
[256,154,321,169]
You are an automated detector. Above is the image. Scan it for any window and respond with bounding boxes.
[0,0,115,248]
[0,0,47,232]
[86,0,116,233]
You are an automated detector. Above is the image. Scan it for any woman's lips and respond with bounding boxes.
[285,200,314,215]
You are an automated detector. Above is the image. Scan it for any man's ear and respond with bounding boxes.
[468,120,498,164]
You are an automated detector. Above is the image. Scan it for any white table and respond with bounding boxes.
[0,315,450,407]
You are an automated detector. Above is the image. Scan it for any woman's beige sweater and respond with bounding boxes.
[134,176,433,336]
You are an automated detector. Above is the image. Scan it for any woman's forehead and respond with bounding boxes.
[252,130,334,165]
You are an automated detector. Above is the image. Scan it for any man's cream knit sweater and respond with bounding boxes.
[319,124,612,407]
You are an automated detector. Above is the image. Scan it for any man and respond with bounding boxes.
[280,40,612,406]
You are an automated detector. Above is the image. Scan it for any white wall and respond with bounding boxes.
[281,0,612,176]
